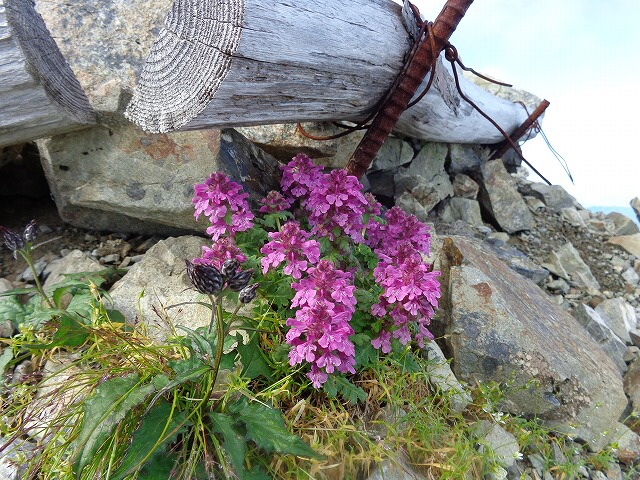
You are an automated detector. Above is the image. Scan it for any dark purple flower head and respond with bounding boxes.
[1,227,23,256]
[260,221,320,279]
[259,190,291,214]
[239,283,259,304]
[192,173,254,241]
[185,259,223,295]
[306,169,369,243]
[23,220,37,243]
[227,268,254,292]
[280,154,324,204]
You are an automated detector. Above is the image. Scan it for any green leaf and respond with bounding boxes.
[0,348,14,374]
[65,292,95,323]
[397,349,421,374]
[236,333,273,381]
[73,374,156,478]
[323,375,367,405]
[352,333,379,368]
[228,397,322,458]
[210,412,246,476]
[0,287,37,297]
[30,314,90,350]
[146,360,211,412]
[111,400,187,480]
[0,296,27,325]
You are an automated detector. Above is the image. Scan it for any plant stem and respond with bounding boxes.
[19,249,55,309]
[208,295,226,396]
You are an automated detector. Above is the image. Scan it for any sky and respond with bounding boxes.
[406,0,640,208]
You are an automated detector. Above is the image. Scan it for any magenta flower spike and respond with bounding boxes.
[192,172,254,241]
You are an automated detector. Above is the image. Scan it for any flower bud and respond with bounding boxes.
[185,259,223,295]
[23,219,37,243]
[238,283,259,303]
[227,268,254,291]
[220,258,240,281]
[1,227,24,257]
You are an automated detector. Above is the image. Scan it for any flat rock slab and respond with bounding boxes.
[440,236,627,451]
[38,126,280,235]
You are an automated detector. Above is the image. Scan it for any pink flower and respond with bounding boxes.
[367,206,431,256]
[192,237,246,270]
[192,173,254,241]
[280,154,324,204]
[285,260,356,387]
[259,190,291,214]
[306,169,370,243]
[260,221,320,279]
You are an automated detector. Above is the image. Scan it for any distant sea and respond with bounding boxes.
[587,206,640,226]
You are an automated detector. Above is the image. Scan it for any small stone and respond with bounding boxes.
[590,471,607,480]
[452,173,480,199]
[0,321,15,338]
[622,267,640,286]
[547,279,570,295]
[84,233,98,242]
[0,278,13,293]
[20,257,47,282]
[629,329,640,347]
[486,232,510,245]
[475,420,521,468]
[624,346,639,363]
[100,253,121,264]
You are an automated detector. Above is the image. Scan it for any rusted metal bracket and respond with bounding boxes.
[345,0,474,179]
[490,99,550,160]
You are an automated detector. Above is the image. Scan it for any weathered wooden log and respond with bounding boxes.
[126,0,537,144]
[0,0,94,147]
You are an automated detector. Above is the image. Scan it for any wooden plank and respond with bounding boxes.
[0,0,94,147]
[126,0,536,144]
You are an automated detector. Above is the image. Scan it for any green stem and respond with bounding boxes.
[208,295,226,396]
[19,249,55,309]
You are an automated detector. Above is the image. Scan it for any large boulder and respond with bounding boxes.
[38,127,280,235]
[440,236,627,450]
[476,159,534,233]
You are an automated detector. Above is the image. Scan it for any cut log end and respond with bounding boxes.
[125,0,245,133]
[4,0,95,125]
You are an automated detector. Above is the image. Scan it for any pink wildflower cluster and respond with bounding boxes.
[307,169,370,242]
[369,207,440,352]
[285,260,357,387]
[260,221,321,279]
[280,153,324,204]
[192,237,246,270]
[259,190,291,214]
[192,172,254,241]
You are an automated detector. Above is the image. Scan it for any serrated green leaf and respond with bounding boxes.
[0,287,37,297]
[73,374,155,478]
[210,412,246,475]
[146,360,211,412]
[0,296,26,325]
[323,375,366,404]
[397,350,420,374]
[352,333,379,369]
[65,292,95,323]
[236,333,273,381]
[229,397,322,458]
[111,400,186,480]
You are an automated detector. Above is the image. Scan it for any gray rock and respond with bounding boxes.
[423,341,472,413]
[523,196,546,214]
[622,267,640,286]
[109,236,210,342]
[20,257,47,282]
[595,298,638,344]
[452,173,479,199]
[0,278,13,293]
[395,172,453,220]
[477,159,534,233]
[440,197,483,226]
[366,169,396,198]
[481,239,549,285]
[407,142,447,180]
[624,358,640,412]
[38,127,281,235]
[371,137,414,172]
[0,438,36,480]
[529,184,576,211]
[631,197,640,223]
[571,303,627,373]
[449,143,483,173]
[543,242,600,291]
[441,236,627,451]
[630,328,640,347]
[559,207,586,228]
[366,455,420,480]
[605,462,623,480]
[546,278,570,295]
[475,420,521,468]
[237,122,365,169]
[42,249,103,291]
[609,233,640,258]
[606,212,640,236]
[590,471,607,480]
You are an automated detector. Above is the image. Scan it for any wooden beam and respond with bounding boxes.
[126,0,535,145]
[0,0,94,147]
